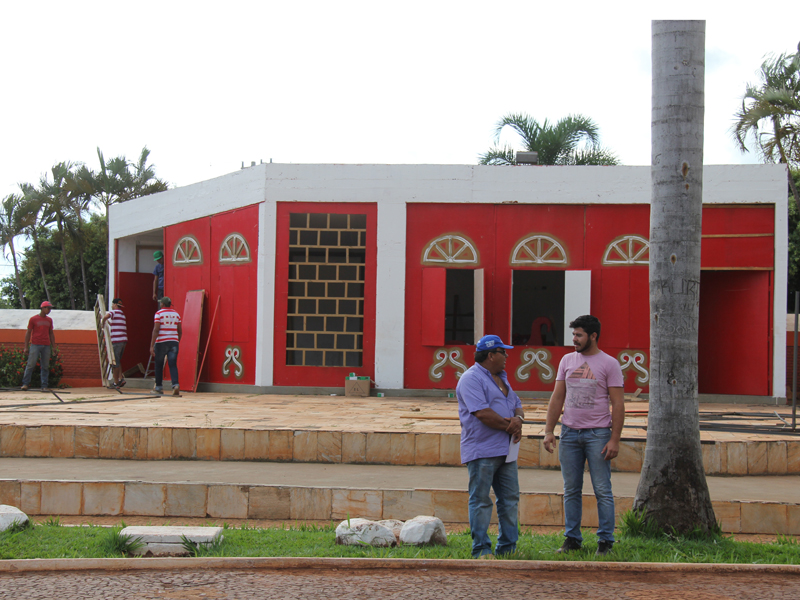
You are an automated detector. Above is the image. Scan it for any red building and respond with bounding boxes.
[109,164,787,400]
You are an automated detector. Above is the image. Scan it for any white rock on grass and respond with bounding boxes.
[377,519,405,542]
[0,506,28,532]
[335,518,397,547]
[399,516,447,546]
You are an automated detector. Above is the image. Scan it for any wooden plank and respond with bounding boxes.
[176,289,205,392]
[94,295,115,387]
[194,295,220,393]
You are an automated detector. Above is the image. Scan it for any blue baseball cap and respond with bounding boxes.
[476,335,514,352]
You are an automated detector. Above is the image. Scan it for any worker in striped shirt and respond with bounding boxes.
[101,298,128,389]
[150,296,182,396]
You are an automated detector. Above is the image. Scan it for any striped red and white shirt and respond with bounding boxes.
[154,308,181,343]
[107,309,128,343]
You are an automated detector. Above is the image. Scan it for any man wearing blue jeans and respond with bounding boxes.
[456,334,524,559]
[21,301,56,391]
[150,296,182,396]
[544,315,625,556]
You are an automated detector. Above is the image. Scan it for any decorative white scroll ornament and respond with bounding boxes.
[602,235,649,265]
[422,235,479,265]
[511,235,567,265]
[429,347,468,381]
[515,349,555,383]
[222,346,244,379]
[618,351,649,385]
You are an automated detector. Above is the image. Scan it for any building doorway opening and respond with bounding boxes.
[511,270,564,346]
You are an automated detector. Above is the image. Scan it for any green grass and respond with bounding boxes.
[0,520,798,563]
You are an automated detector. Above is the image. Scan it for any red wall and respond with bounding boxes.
[404,203,775,395]
[163,205,259,385]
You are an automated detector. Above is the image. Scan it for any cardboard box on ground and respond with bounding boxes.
[345,374,371,397]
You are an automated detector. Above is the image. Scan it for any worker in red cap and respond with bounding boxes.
[21,301,56,391]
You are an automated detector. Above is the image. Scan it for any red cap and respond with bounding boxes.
[40,301,54,308]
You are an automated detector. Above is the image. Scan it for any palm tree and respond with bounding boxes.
[18,183,53,304]
[479,113,619,166]
[38,162,79,310]
[64,165,95,310]
[732,42,800,210]
[634,20,716,535]
[0,194,31,308]
[93,146,168,298]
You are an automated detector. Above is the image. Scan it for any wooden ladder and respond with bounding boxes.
[94,295,115,387]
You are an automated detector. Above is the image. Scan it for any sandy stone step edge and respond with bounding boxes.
[2,424,797,476]
[0,556,798,575]
[0,479,797,536]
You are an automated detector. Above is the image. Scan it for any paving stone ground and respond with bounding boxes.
[0,567,796,599]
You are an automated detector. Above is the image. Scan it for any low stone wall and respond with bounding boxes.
[0,479,796,535]
[0,309,101,387]
[1,424,798,476]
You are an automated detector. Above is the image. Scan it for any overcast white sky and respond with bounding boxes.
[1,1,799,277]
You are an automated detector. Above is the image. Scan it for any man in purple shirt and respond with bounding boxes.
[456,334,525,559]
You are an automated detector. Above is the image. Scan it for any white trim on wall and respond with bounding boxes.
[564,270,592,344]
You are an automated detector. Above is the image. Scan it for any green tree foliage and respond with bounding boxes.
[479,113,619,166]
[2,147,168,309]
[1,214,108,309]
[732,42,800,210]
[732,43,800,310]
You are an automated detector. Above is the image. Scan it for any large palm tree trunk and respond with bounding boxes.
[8,238,26,309]
[634,20,716,533]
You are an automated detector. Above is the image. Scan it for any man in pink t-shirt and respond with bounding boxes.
[543,315,625,556]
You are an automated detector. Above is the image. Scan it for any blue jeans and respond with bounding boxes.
[467,456,519,557]
[154,341,179,390]
[22,345,51,388]
[558,425,615,543]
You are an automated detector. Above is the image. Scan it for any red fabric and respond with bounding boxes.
[27,314,53,345]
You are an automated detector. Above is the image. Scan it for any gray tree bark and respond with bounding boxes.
[633,20,716,533]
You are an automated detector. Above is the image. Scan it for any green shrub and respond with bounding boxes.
[0,345,63,388]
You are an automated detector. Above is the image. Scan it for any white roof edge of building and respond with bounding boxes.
[109,163,787,240]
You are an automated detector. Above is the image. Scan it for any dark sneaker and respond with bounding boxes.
[596,540,614,556]
[153,388,163,395]
[118,379,127,388]
[556,536,582,553]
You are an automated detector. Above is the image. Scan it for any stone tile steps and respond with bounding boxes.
[0,458,797,535]
[1,424,798,476]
